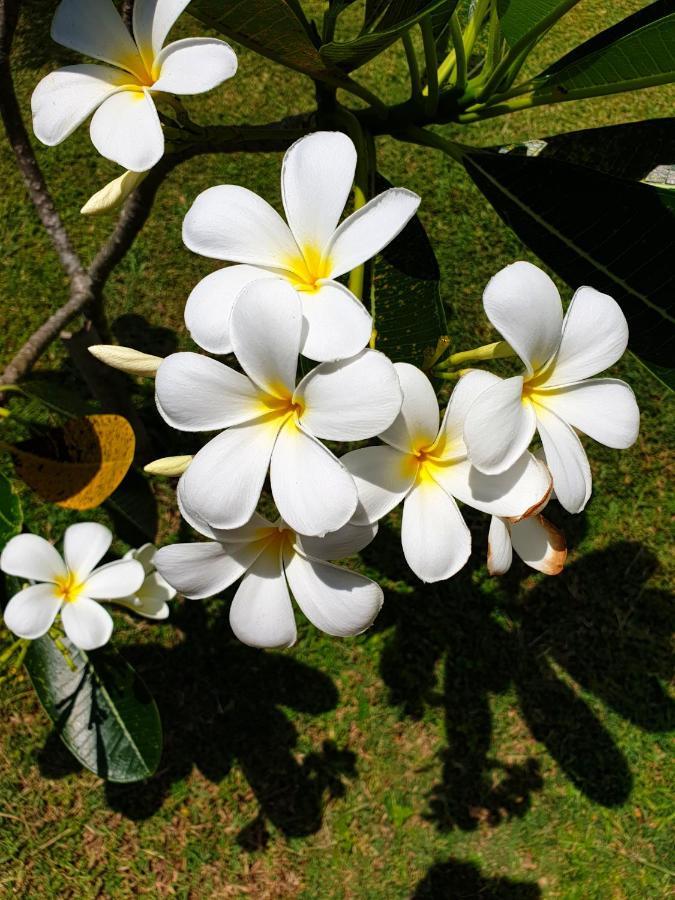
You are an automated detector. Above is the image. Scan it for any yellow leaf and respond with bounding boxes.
[8,414,135,510]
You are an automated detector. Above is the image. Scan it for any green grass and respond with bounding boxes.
[1,1,674,897]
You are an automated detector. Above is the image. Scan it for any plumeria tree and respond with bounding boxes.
[0,0,671,782]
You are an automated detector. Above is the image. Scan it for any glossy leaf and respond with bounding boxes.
[0,472,22,547]
[459,142,675,389]
[371,175,447,366]
[534,1,675,101]
[8,414,135,510]
[321,0,455,71]
[496,0,581,48]
[24,626,161,783]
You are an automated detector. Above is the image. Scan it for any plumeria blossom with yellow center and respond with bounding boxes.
[181,130,420,362]
[487,514,567,577]
[31,0,237,172]
[116,543,176,620]
[155,511,381,649]
[341,365,552,584]
[463,261,640,514]
[0,524,144,650]
[154,278,402,537]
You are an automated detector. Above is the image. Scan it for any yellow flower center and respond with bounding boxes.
[53,572,84,604]
[284,245,332,293]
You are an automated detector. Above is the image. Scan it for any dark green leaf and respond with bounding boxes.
[534,1,675,101]
[496,0,581,48]
[371,175,447,366]
[321,0,456,71]
[0,473,22,547]
[24,627,162,783]
[460,144,675,390]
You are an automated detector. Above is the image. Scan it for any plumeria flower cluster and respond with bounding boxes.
[86,131,639,650]
[0,524,173,650]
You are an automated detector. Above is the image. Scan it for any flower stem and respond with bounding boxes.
[420,16,439,115]
[401,31,423,106]
[449,12,467,95]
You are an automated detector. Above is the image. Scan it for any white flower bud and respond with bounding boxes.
[80,170,149,215]
[89,345,162,377]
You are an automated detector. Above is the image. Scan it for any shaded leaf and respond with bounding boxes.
[0,472,22,546]
[534,1,675,101]
[106,469,158,546]
[459,144,675,389]
[24,625,161,783]
[496,0,581,48]
[8,414,135,509]
[321,0,456,71]
[371,174,447,366]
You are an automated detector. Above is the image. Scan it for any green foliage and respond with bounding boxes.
[0,473,22,547]
[496,0,581,48]
[23,625,161,783]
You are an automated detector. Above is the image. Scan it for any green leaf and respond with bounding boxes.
[0,473,22,546]
[24,627,162,783]
[321,0,456,71]
[371,175,447,366]
[534,1,675,101]
[459,141,675,390]
[496,0,581,48]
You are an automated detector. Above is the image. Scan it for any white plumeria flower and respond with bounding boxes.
[116,543,176,619]
[487,514,566,576]
[155,513,382,649]
[463,262,640,513]
[182,130,420,362]
[155,278,402,537]
[0,524,144,650]
[31,0,237,171]
[342,365,552,583]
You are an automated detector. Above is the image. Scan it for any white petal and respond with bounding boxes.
[52,0,143,76]
[133,0,190,67]
[510,515,567,575]
[154,539,265,599]
[182,185,300,269]
[487,517,513,576]
[3,584,62,640]
[401,478,471,583]
[63,522,112,580]
[536,379,639,449]
[61,597,113,650]
[296,349,402,441]
[483,261,562,375]
[270,420,357,536]
[325,188,420,279]
[84,559,145,599]
[463,376,537,474]
[296,521,378,561]
[0,534,66,583]
[298,280,372,362]
[90,88,163,171]
[180,420,282,529]
[152,38,237,94]
[155,352,261,431]
[184,265,271,355]
[114,571,174,619]
[125,542,157,574]
[540,287,629,386]
[535,406,592,514]
[284,549,382,637]
[31,64,126,147]
[431,369,502,459]
[341,445,415,525]
[379,363,439,453]
[432,453,552,520]
[281,131,356,255]
[229,543,296,648]
[205,513,277,544]
[230,279,302,398]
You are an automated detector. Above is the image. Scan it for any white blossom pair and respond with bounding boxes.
[32,0,237,171]
[0,525,173,650]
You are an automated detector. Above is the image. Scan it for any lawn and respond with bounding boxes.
[0,1,673,897]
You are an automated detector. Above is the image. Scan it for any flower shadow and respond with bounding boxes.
[412,857,542,899]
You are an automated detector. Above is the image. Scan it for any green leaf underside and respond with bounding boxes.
[535,1,675,99]
[496,0,581,48]
[0,473,22,546]
[460,146,675,390]
[321,0,456,71]
[371,174,447,366]
[24,628,161,783]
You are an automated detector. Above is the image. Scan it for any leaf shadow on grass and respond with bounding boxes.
[411,857,542,899]
[362,511,674,833]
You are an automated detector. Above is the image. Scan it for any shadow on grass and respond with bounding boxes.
[363,514,674,832]
[412,858,541,899]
